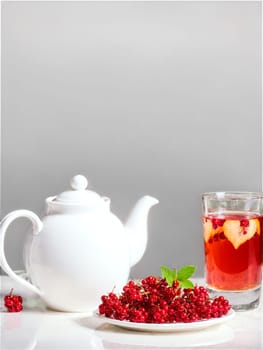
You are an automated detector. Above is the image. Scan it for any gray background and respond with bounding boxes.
[1,1,261,278]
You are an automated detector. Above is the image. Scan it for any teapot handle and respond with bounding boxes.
[0,210,44,296]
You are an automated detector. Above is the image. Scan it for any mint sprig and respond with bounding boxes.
[161,265,196,288]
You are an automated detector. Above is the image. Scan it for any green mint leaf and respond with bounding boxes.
[167,275,175,287]
[161,265,196,287]
[161,265,174,287]
[179,279,194,289]
[177,265,196,282]
[161,265,171,279]
[172,268,177,280]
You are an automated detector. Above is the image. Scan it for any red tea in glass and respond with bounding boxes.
[203,212,262,290]
[202,192,263,310]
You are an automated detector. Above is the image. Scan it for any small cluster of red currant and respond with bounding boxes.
[4,289,23,312]
[99,276,231,323]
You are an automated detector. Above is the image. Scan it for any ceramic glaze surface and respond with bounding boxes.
[29,213,129,311]
[0,175,158,312]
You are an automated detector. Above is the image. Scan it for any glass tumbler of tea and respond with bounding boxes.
[202,192,263,310]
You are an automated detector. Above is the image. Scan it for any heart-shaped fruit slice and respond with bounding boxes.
[223,219,259,249]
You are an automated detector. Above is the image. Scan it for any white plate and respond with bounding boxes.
[95,309,235,332]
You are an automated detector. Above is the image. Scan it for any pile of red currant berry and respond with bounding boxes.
[4,289,23,312]
[99,276,231,323]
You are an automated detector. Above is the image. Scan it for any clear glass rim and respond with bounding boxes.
[202,191,263,200]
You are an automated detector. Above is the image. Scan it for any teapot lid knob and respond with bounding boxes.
[70,175,88,191]
[52,174,103,206]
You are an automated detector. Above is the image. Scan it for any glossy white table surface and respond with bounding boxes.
[0,275,262,350]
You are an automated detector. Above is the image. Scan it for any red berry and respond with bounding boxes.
[98,277,231,323]
[211,218,225,229]
[4,289,23,312]
[240,219,249,227]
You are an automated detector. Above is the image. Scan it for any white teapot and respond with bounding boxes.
[0,175,158,312]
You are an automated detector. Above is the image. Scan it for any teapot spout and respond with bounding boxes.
[125,195,159,267]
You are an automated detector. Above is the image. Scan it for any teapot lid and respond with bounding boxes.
[53,175,103,206]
